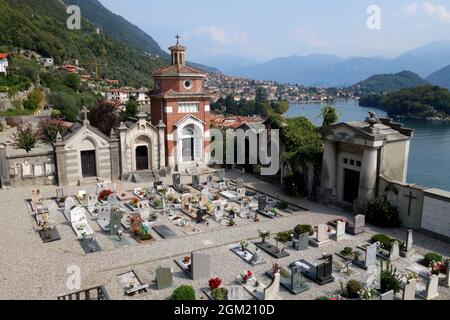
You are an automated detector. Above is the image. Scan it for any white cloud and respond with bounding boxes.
[191,26,249,44]
[405,2,418,15]
[421,1,450,22]
[292,27,328,48]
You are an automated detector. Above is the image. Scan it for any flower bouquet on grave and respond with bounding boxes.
[208,277,222,290]
[241,270,254,284]
[129,198,139,208]
[431,261,446,275]
[189,196,198,204]
[240,241,250,252]
[205,202,214,214]
[270,208,279,216]
[153,198,163,209]
[98,190,113,202]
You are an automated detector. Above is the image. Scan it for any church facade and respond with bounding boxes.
[0,40,213,187]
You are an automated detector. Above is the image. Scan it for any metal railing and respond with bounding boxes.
[57,285,110,300]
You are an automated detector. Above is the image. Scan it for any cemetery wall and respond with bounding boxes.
[5,149,57,187]
[379,176,450,243]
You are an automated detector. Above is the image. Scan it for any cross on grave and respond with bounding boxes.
[405,191,418,216]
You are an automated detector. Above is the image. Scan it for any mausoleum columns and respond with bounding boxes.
[359,147,378,202]
[321,141,337,196]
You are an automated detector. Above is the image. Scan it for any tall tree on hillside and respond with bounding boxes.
[120,96,138,121]
[88,99,118,136]
[319,106,339,127]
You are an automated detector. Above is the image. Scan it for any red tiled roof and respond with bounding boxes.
[0,53,8,59]
[154,64,204,77]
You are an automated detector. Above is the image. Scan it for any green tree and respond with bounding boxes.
[64,73,81,91]
[13,124,37,153]
[272,101,289,114]
[120,96,138,121]
[319,105,339,127]
[23,88,44,112]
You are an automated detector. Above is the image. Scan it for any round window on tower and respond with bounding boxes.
[183,80,193,90]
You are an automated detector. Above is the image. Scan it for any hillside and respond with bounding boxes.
[427,65,450,90]
[0,0,170,87]
[359,86,450,118]
[352,71,429,96]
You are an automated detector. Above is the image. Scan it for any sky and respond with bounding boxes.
[99,0,450,64]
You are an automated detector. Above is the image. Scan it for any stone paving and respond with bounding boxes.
[0,170,449,300]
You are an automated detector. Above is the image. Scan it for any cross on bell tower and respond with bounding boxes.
[169,34,186,66]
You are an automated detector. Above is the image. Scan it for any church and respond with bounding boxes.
[0,40,212,188]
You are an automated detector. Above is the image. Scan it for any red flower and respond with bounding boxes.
[247,271,253,277]
[208,277,222,290]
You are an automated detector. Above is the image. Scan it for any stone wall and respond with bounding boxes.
[5,149,57,187]
[379,176,450,243]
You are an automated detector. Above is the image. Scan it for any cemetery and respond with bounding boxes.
[4,170,448,301]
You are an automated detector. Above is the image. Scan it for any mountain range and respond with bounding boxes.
[427,65,450,90]
[225,41,450,87]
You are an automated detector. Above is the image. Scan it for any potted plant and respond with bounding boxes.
[240,241,249,252]
[241,270,254,284]
[294,224,314,236]
[340,279,363,300]
[211,287,228,300]
[258,230,271,243]
[129,197,139,208]
[208,277,222,290]
[380,261,402,294]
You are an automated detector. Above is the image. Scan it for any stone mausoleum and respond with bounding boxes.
[320,113,413,213]
[0,40,212,187]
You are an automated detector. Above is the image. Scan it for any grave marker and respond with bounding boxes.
[109,210,122,236]
[331,221,346,242]
[191,253,210,280]
[403,280,416,300]
[155,267,173,290]
[227,285,244,300]
[389,241,400,261]
[263,272,281,300]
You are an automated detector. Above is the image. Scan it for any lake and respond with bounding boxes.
[286,100,450,192]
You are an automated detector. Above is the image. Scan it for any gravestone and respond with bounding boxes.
[34,164,43,177]
[22,161,31,177]
[219,181,226,191]
[316,224,328,242]
[155,267,173,290]
[227,285,244,300]
[258,196,267,212]
[316,260,334,284]
[331,221,346,241]
[31,189,42,203]
[153,225,177,239]
[192,175,200,187]
[264,272,281,300]
[236,178,245,189]
[401,229,415,257]
[237,188,246,200]
[291,266,308,293]
[446,264,450,288]
[191,253,210,280]
[218,169,225,182]
[56,188,64,200]
[138,200,150,219]
[365,268,381,290]
[109,210,122,236]
[380,290,394,300]
[154,181,163,190]
[207,175,213,187]
[97,205,111,231]
[365,243,377,270]
[87,194,97,208]
[173,174,181,188]
[294,232,309,251]
[421,275,439,300]
[107,194,119,207]
[116,181,126,194]
[403,280,417,300]
[196,208,207,224]
[251,248,262,266]
[351,214,365,235]
[389,241,400,260]
[64,197,77,216]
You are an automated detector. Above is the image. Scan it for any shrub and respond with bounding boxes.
[139,231,153,241]
[380,261,403,294]
[346,280,363,299]
[341,247,353,256]
[37,118,65,144]
[277,201,289,210]
[294,224,313,236]
[367,198,401,228]
[371,234,394,249]
[276,231,291,243]
[172,285,195,300]
[211,288,228,301]
[424,252,443,267]
[13,124,37,153]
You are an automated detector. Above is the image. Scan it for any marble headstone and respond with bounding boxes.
[352,214,365,234]
[294,232,309,251]
[389,241,400,260]
[264,272,281,300]
[192,175,200,187]
[365,243,377,269]
[87,194,98,208]
[236,179,245,189]
[228,285,244,300]
[258,196,267,211]
[332,221,346,241]
[446,264,450,288]
[291,266,306,292]
[237,188,246,199]
[109,210,122,236]
[403,280,417,300]
[173,174,181,187]
[155,267,173,290]
[191,253,210,280]
[316,224,329,242]
[422,275,439,300]
[380,290,394,300]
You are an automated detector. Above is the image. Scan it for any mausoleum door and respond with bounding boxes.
[136,145,149,171]
[81,150,97,178]
[344,168,360,203]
